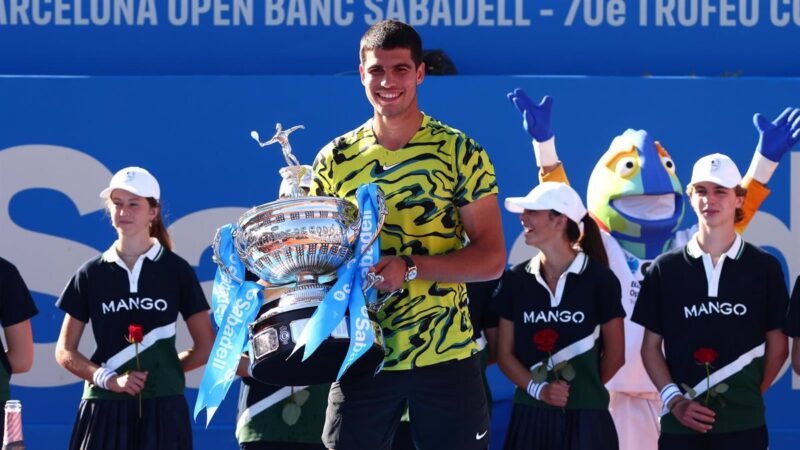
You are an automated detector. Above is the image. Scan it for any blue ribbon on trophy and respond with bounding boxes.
[194,123,388,425]
[194,224,263,425]
[292,183,382,379]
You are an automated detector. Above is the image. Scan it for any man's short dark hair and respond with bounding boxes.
[359,20,423,67]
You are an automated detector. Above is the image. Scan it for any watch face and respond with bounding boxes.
[401,255,417,281]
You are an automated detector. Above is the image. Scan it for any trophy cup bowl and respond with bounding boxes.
[234,195,386,386]
[235,196,358,284]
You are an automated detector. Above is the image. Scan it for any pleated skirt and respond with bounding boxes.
[68,395,193,450]
[504,404,619,450]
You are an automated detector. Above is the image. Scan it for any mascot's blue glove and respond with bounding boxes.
[507,88,554,142]
[754,107,800,162]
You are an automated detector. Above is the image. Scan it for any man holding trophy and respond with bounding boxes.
[311,19,506,450]
[194,18,505,450]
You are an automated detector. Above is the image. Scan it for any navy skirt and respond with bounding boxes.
[504,404,619,450]
[68,395,193,450]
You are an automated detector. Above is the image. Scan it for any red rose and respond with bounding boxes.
[693,348,718,365]
[533,329,559,352]
[128,324,144,344]
[126,323,145,418]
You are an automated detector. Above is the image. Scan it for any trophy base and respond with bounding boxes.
[248,300,384,386]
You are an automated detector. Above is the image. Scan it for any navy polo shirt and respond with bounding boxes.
[493,252,624,410]
[57,240,209,399]
[632,235,788,434]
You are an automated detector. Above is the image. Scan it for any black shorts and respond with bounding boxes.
[659,425,768,450]
[504,404,618,450]
[323,354,489,450]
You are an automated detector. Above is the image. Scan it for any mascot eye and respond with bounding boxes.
[660,156,676,174]
[615,157,637,177]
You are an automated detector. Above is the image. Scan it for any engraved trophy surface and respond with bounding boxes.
[216,123,386,385]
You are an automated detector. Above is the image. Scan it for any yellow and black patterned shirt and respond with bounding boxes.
[312,114,499,370]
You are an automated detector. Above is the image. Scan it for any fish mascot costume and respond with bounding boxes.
[508,89,800,450]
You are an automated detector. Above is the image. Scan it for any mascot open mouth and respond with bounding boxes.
[611,193,679,221]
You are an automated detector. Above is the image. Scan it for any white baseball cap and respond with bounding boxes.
[689,153,742,189]
[505,182,588,225]
[99,167,161,201]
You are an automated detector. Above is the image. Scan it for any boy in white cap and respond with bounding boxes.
[632,154,789,449]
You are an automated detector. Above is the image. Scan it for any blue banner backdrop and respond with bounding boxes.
[0,1,800,76]
[1,74,800,448]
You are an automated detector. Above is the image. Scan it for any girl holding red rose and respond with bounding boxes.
[55,167,215,450]
[495,182,626,450]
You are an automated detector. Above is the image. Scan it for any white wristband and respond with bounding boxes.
[659,383,682,415]
[745,151,779,185]
[526,379,549,401]
[92,366,118,390]
[532,136,559,168]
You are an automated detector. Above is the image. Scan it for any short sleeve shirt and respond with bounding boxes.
[312,114,498,370]
[632,237,788,434]
[57,242,209,399]
[493,253,624,410]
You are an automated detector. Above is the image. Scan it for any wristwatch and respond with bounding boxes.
[400,255,417,282]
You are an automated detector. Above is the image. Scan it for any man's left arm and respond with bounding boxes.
[371,195,506,291]
[415,195,506,282]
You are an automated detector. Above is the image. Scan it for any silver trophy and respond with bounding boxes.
[213,123,387,385]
